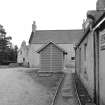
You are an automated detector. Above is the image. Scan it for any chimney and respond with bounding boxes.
[32,21,36,32]
[96,0,105,10]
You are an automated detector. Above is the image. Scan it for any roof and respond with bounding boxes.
[29,30,83,44]
[36,41,67,54]
[76,10,105,47]
[87,10,105,26]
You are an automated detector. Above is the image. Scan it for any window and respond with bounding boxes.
[71,57,75,60]
[23,58,25,62]
[84,43,87,61]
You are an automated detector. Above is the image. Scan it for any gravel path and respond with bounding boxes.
[0,69,49,105]
[54,73,79,105]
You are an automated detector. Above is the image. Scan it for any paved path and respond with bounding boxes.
[54,73,79,105]
[0,69,49,105]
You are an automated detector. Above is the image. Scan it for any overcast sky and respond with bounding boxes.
[0,0,97,47]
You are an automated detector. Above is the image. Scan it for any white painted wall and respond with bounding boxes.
[17,43,29,66]
[85,32,94,99]
[17,49,23,63]
[78,32,94,99]
[28,44,43,67]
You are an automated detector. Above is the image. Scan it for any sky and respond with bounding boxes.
[0,0,97,48]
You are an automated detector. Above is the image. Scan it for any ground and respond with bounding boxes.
[0,63,75,105]
[0,67,62,105]
[54,73,79,105]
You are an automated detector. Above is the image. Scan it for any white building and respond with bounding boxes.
[17,21,83,68]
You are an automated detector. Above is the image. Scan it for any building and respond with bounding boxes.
[17,41,29,67]
[17,21,83,68]
[75,9,105,105]
[37,41,67,72]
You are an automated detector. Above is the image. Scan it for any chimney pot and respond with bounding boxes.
[32,21,36,32]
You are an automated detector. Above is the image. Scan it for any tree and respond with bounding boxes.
[8,45,18,62]
[0,24,18,64]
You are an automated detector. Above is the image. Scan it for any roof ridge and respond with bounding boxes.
[36,29,83,31]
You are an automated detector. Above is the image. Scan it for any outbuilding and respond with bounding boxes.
[37,41,67,72]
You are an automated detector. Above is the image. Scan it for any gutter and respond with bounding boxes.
[93,16,105,31]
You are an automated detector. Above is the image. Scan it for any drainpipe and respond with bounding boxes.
[93,30,100,105]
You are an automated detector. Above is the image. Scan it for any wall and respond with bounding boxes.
[85,32,94,99]
[99,29,105,105]
[51,44,63,72]
[58,44,75,65]
[17,49,23,63]
[17,44,29,66]
[76,28,105,104]
[76,31,94,99]
[28,44,42,67]
[75,47,81,75]
[40,44,63,72]
[40,44,51,72]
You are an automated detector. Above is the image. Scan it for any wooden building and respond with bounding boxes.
[37,41,67,72]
